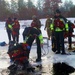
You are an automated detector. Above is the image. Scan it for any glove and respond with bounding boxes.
[27,46,31,50]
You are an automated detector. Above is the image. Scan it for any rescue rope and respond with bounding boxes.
[41,46,49,57]
[29,46,50,62]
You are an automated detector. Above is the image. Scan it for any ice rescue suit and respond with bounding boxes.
[23,27,43,61]
[31,16,42,62]
[50,16,68,54]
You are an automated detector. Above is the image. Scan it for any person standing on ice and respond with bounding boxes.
[50,9,69,54]
[12,18,20,44]
[5,17,13,43]
[44,15,52,40]
[65,21,74,50]
[30,15,42,62]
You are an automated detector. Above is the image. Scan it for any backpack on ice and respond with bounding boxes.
[0,41,7,46]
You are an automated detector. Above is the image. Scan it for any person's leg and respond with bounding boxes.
[68,35,72,49]
[55,32,60,53]
[47,29,50,40]
[16,35,19,44]
[59,32,65,54]
[36,37,41,62]
[51,32,57,52]
[13,36,15,43]
[7,30,12,41]
[47,29,52,40]
[23,32,25,41]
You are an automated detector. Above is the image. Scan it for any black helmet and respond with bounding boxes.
[8,17,12,21]
[55,9,61,14]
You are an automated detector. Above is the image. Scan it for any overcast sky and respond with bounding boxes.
[6,0,75,5]
[62,0,75,4]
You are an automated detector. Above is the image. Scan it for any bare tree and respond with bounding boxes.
[27,0,35,9]
[37,0,44,10]
[11,0,18,13]
[0,0,9,20]
[43,0,62,16]
[63,0,74,11]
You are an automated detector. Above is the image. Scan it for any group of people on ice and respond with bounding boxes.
[5,9,75,72]
[5,17,20,44]
[5,15,43,61]
[6,14,43,72]
[45,9,74,54]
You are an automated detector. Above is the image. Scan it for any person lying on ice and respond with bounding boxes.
[7,27,43,71]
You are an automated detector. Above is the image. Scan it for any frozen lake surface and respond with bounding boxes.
[0,18,75,75]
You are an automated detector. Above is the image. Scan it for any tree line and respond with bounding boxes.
[0,0,75,21]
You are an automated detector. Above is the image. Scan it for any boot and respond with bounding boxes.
[68,44,72,50]
[36,58,41,62]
